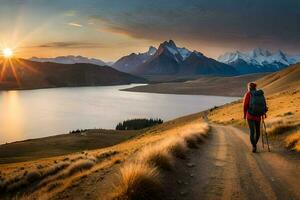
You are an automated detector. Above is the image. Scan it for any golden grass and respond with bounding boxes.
[267,122,299,136]
[285,131,300,152]
[1,116,208,200]
[110,122,209,200]
[0,151,118,199]
[137,147,174,171]
[163,137,187,159]
[111,162,163,200]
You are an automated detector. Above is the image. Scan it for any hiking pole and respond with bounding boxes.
[262,117,271,152]
[261,120,265,149]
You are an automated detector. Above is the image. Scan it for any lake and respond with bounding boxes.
[0,85,238,144]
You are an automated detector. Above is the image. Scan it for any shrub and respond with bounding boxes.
[285,131,300,151]
[137,147,174,171]
[67,160,95,176]
[268,122,299,135]
[165,138,187,159]
[111,162,163,200]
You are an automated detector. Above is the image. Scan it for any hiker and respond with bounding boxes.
[243,82,268,153]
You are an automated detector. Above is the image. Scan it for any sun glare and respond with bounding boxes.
[2,48,13,58]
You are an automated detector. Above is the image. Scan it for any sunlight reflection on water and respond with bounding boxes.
[0,84,238,143]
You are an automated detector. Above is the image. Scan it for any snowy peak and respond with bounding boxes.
[156,40,193,61]
[218,48,300,74]
[219,48,300,66]
[30,55,107,66]
[250,48,272,57]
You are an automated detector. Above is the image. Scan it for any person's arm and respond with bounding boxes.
[243,92,250,119]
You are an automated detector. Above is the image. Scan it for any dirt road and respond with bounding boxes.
[165,124,300,200]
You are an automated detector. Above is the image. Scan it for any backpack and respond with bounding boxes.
[248,90,268,116]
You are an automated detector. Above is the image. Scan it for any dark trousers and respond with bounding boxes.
[247,120,261,147]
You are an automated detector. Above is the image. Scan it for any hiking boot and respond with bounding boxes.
[252,146,257,153]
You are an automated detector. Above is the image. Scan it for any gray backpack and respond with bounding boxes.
[248,90,268,116]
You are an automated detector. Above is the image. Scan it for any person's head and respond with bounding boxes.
[248,82,257,91]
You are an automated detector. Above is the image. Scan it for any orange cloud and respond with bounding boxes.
[67,22,83,28]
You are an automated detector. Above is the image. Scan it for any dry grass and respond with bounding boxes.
[0,150,120,199]
[111,162,163,200]
[267,122,299,136]
[64,159,95,177]
[0,161,71,193]
[163,137,187,159]
[137,147,174,171]
[110,122,210,200]
[285,131,300,152]
[1,117,209,200]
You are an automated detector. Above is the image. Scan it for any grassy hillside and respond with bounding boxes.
[0,111,207,199]
[0,58,145,90]
[256,63,300,94]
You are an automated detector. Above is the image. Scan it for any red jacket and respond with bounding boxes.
[243,91,261,122]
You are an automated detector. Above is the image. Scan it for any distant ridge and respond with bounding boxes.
[0,58,146,90]
[30,55,108,66]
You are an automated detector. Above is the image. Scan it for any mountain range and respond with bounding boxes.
[28,41,300,78]
[30,55,109,66]
[218,48,300,74]
[113,40,238,76]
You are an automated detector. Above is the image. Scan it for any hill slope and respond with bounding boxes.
[0,58,145,90]
[258,62,300,94]
[124,73,266,97]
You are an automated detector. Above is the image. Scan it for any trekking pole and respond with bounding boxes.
[261,120,265,149]
[262,117,271,152]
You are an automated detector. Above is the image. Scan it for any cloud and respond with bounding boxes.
[34,42,104,48]
[89,0,300,51]
[67,22,83,28]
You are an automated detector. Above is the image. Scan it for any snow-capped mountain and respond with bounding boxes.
[30,55,107,66]
[218,48,300,74]
[114,40,237,76]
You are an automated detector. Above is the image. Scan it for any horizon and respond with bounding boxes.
[1,0,300,61]
[2,40,300,63]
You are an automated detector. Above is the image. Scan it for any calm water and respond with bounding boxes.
[0,85,238,144]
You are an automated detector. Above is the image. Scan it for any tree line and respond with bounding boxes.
[116,118,163,130]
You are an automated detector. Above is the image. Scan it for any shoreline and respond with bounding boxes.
[123,73,265,97]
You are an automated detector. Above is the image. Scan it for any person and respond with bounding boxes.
[243,82,267,153]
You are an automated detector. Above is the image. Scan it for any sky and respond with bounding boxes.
[0,0,299,61]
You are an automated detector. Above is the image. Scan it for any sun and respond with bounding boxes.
[2,48,13,58]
